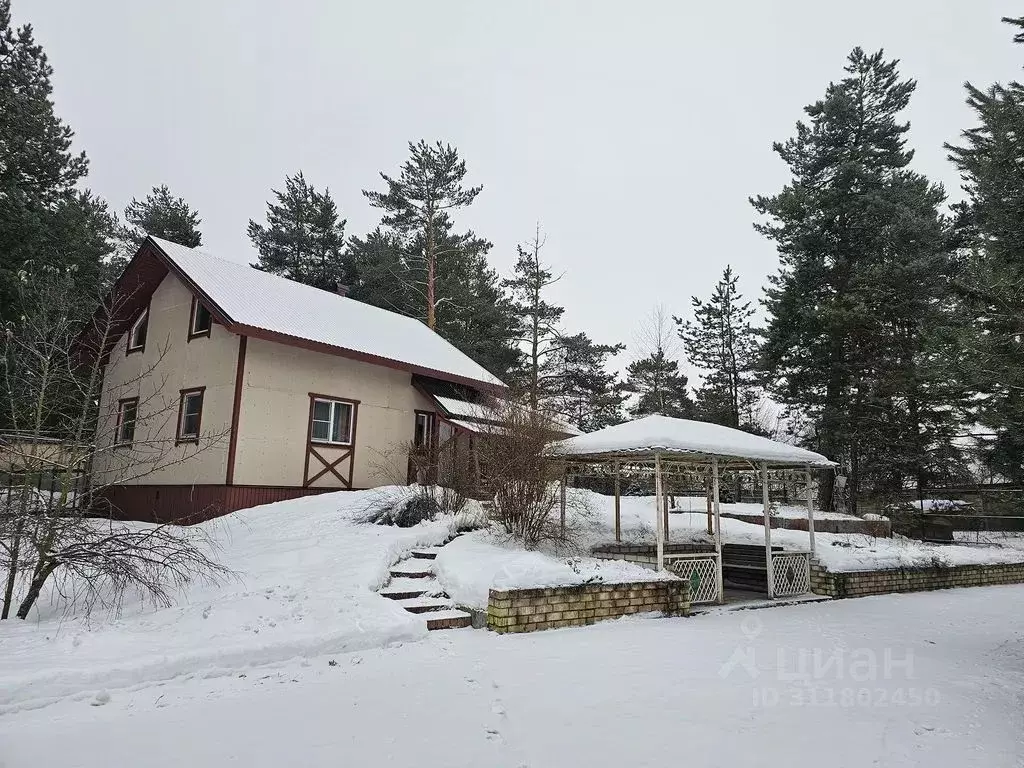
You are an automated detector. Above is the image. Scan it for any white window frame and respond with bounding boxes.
[310,398,354,446]
[177,389,204,443]
[127,310,148,352]
[116,398,138,445]
[189,299,212,337]
[414,411,436,450]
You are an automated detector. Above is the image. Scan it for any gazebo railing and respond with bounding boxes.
[664,552,722,604]
[770,550,811,597]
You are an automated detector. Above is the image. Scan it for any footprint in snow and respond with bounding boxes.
[90,691,111,707]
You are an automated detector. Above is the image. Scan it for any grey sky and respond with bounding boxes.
[25,1,1022,376]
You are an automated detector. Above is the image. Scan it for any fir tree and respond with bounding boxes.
[248,172,347,292]
[753,48,964,511]
[946,16,1024,482]
[547,333,626,432]
[363,140,482,330]
[676,266,758,429]
[120,184,202,252]
[0,0,113,324]
[503,226,565,409]
[626,306,694,419]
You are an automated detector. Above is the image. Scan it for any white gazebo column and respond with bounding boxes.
[655,453,665,571]
[805,464,816,556]
[613,459,621,543]
[559,466,567,541]
[712,457,724,604]
[762,461,775,598]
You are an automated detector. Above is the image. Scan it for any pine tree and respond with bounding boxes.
[0,0,113,324]
[503,227,565,409]
[625,306,694,419]
[120,184,202,252]
[363,140,482,330]
[676,267,758,429]
[547,333,626,432]
[248,172,347,292]
[946,16,1024,482]
[753,48,963,511]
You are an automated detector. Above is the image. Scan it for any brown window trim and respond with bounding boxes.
[176,386,206,445]
[115,396,139,447]
[125,303,150,356]
[187,295,213,341]
[307,392,360,448]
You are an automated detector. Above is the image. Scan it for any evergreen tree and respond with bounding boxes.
[946,16,1024,482]
[547,333,626,432]
[248,172,347,292]
[363,140,482,330]
[0,0,113,324]
[120,184,202,252]
[503,227,565,409]
[345,228,414,315]
[624,351,694,419]
[753,48,964,512]
[676,266,758,429]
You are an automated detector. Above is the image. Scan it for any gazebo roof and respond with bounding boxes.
[547,414,836,469]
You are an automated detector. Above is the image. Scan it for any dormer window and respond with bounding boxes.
[189,297,212,339]
[127,310,148,354]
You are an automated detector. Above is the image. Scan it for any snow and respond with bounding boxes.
[433,530,676,610]
[149,237,504,389]
[548,413,836,466]
[2,585,1022,767]
[573,489,1024,574]
[0,487,473,713]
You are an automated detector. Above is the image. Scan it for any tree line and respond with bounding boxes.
[3,1,1024,511]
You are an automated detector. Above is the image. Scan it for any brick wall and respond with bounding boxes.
[722,512,891,537]
[487,580,689,634]
[810,560,1024,598]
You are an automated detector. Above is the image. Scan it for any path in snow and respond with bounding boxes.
[1,585,1021,768]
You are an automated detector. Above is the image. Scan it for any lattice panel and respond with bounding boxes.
[667,556,720,604]
[772,553,810,596]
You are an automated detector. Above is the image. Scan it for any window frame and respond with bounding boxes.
[307,394,357,447]
[176,387,206,445]
[115,397,139,446]
[414,410,437,451]
[126,307,149,355]
[188,296,213,340]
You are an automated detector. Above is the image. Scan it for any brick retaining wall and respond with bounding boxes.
[487,580,689,634]
[810,560,1024,598]
[591,542,715,568]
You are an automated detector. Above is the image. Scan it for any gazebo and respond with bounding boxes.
[547,414,836,603]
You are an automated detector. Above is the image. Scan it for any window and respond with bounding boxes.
[177,388,205,443]
[310,398,353,445]
[189,298,212,338]
[116,398,138,445]
[127,310,148,354]
[414,412,436,450]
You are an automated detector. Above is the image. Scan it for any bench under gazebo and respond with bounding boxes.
[547,414,836,604]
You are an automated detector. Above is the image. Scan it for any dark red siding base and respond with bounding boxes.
[94,485,337,525]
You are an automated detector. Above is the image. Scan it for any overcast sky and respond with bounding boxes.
[23,1,1023,374]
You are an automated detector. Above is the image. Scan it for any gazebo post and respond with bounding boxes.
[613,459,621,543]
[712,457,724,604]
[655,453,665,571]
[805,463,816,556]
[762,461,775,598]
[663,467,670,542]
[559,465,567,541]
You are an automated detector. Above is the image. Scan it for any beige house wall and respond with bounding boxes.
[233,338,434,489]
[93,273,238,486]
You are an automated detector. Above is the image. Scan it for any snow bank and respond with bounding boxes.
[434,530,675,610]
[0,487,474,712]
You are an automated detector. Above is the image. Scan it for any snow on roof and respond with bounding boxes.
[548,414,835,468]
[148,237,504,390]
[434,396,495,421]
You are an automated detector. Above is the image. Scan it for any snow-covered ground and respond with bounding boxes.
[0,487,473,713]
[576,490,1024,573]
[2,585,1021,767]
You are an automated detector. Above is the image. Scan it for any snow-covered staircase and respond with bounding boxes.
[380,546,472,631]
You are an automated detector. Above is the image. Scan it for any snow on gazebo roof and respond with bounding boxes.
[547,414,835,468]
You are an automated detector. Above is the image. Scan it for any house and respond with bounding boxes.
[88,236,507,523]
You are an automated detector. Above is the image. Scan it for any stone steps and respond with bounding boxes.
[396,596,454,614]
[379,542,471,631]
[411,547,442,560]
[389,560,434,579]
[425,609,473,630]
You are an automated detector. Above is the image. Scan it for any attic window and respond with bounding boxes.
[127,310,148,354]
[189,298,212,339]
